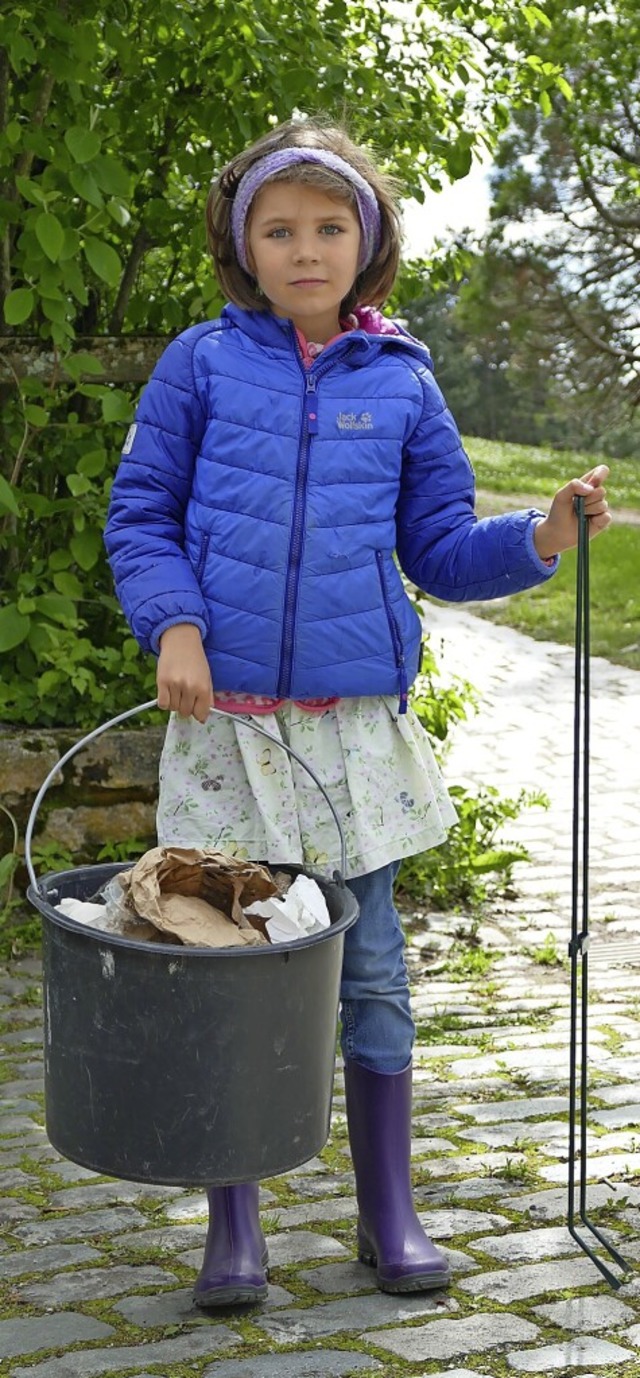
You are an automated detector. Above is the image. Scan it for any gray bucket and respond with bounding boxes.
[26,702,358,1185]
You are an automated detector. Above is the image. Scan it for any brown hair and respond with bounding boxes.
[206,117,403,315]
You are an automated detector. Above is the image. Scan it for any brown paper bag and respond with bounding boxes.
[149,894,267,947]
[117,847,276,947]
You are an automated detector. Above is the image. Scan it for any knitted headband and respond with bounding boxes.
[230,147,383,275]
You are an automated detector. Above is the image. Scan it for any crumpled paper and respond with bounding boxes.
[116,847,276,947]
[245,874,331,944]
[56,894,164,944]
[55,848,332,950]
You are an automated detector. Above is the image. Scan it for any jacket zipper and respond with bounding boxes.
[375,551,408,714]
[194,532,210,584]
[277,334,355,698]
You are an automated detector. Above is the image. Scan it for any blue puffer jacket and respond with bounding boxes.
[104,303,557,706]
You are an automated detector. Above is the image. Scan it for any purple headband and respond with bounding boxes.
[230,147,382,275]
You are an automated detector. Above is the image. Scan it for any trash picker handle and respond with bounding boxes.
[24,701,348,893]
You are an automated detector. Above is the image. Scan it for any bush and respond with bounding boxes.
[397,782,548,911]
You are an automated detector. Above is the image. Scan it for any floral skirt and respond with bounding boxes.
[156,696,457,881]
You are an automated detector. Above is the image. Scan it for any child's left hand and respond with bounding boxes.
[533,464,612,561]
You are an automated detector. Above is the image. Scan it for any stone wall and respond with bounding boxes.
[1,725,165,884]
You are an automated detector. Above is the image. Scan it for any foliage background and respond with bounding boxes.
[399,0,640,460]
[1,0,570,727]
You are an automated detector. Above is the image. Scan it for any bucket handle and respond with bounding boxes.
[24,700,348,893]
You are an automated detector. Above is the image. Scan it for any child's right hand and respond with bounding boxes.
[157,624,214,724]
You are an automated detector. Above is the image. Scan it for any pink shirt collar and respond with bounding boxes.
[294,314,358,368]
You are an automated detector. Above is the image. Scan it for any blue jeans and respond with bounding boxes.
[339,861,415,1074]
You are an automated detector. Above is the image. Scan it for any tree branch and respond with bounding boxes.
[0,46,9,132]
[563,300,640,366]
[108,112,177,334]
[15,69,56,178]
[108,226,152,334]
[0,48,12,309]
[601,135,640,168]
[578,167,640,231]
[621,96,640,141]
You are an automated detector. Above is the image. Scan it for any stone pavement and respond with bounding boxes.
[1,606,640,1378]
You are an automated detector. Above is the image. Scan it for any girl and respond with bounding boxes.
[104,116,610,1308]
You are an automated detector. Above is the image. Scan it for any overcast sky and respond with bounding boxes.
[401,157,492,256]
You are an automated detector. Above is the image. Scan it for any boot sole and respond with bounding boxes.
[359,1249,450,1293]
[375,1271,451,1293]
[193,1244,269,1310]
[193,1281,268,1308]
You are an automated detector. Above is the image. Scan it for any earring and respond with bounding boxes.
[254,281,264,297]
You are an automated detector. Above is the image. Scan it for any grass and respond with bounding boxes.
[525,932,565,968]
[458,435,640,671]
[464,434,640,512]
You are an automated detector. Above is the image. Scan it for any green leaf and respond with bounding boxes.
[106,198,131,228]
[65,126,102,164]
[69,167,104,208]
[539,88,553,117]
[61,259,89,305]
[66,473,92,496]
[9,31,36,71]
[555,74,574,101]
[38,275,63,299]
[446,142,473,180]
[53,571,85,598]
[63,352,105,381]
[27,621,51,655]
[0,475,19,516]
[48,549,73,571]
[41,296,68,324]
[3,287,35,325]
[70,527,102,571]
[24,404,49,427]
[527,4,553,26]
[35,211,65,263]
[101,389,132,422]
[38,669,63,695]
[15,175,47,206]
[91,154,131,198]
[77,383,109,399]
[77,448,107,476]
[34,593,78,625]
[83,235,122,285]
[60,227,81,260]
[0,853,18,889]
[0,605,30,652]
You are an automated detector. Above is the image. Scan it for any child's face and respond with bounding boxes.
[246,182,361,342]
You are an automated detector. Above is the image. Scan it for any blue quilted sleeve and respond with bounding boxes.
[104,329,210,653]
[396,368,558,602]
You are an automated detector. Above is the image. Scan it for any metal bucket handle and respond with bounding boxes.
[25,700,348,894]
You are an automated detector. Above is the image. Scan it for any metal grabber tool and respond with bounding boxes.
[567,495,632,1288]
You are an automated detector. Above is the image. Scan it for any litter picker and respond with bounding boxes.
[567,495,632,1288]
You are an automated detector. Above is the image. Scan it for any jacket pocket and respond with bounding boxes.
[194,531,210,584]
[375,551,408,712]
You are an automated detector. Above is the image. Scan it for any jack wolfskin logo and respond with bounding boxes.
[336,410,374,432]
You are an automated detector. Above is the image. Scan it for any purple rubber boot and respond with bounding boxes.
[344,1059,450,1293]
[193,1184,268,1307]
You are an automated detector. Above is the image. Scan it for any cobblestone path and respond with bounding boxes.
[1,606,639,1378]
